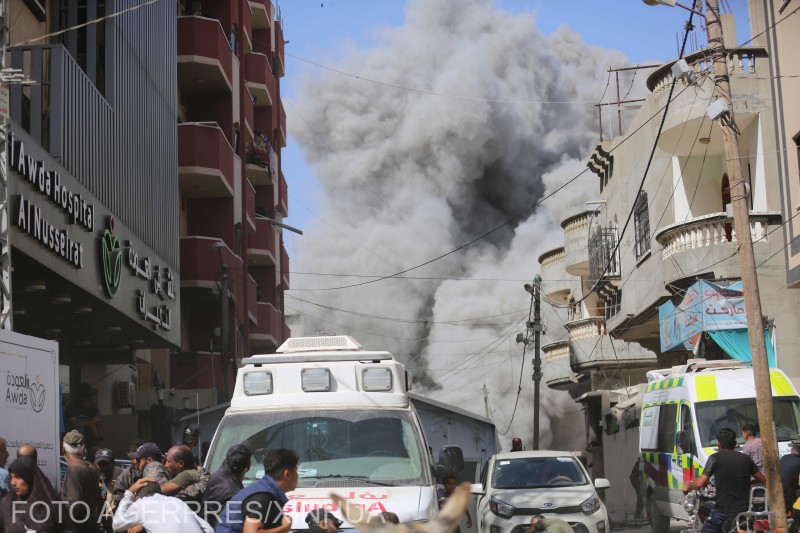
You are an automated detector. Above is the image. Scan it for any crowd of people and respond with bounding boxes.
[0,430,411,533]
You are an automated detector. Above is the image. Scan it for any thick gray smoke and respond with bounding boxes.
[290,0,637,450]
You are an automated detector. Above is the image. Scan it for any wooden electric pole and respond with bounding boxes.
[704,0,786,526]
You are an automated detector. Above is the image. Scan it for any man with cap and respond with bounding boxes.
[511,438,523,452]
[306,509,344,533]
[183,423,201,465]
[61,429,102,533]
[202,443,252,527]
[95,448,122,532]
[129,442,169,485]
[781,436,800,522]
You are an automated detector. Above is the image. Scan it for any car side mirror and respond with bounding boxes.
[594,478,611,490]
[470,483,484,495]
[439,445,464,473]
[678,430,696,456]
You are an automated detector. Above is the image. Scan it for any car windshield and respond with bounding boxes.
[695,397,800,447]
[205,410,430,487]
[491,456,588,489]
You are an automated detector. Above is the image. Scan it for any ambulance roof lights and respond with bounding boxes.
[278,335,363,354]
[243,371,273,396]
[302,368,331,392]
[362,368,392,391]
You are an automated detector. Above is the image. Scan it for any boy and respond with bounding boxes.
[438,474,472,532]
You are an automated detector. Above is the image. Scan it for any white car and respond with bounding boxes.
[472,451,611,533]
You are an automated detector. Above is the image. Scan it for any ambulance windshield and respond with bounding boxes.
[206,410,430,487]
[695,397,800,446]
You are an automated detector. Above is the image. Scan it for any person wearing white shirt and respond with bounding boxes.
[112,476,214,533]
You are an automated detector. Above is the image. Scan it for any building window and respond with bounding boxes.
[633,192,650,259]
[589,225,621,281]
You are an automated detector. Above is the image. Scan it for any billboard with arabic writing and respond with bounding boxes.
[659,280,745,352]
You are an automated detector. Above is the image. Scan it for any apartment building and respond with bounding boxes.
[174,0,290,404]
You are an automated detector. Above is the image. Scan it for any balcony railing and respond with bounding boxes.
[542,340,574,390]
[561,211,594,277]
[178,123,234,197]
[247,275,258,323]
[251,302,281,348]
[244,53,275,108]
[538,247,572,302]
[249,218,277,265]
[278,100,287,147]
[250,0,272,30]
[180,237,241,287]
[647,47,768,94]
[281,243,290,288]
[567,316,606,340]
[278,169,288,216]
[245,179,256,230]
[177,16,232,94]
[655,211,781,258]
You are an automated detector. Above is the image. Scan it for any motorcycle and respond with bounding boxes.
[682,486,716,533]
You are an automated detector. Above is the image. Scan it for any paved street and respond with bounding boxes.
[613,521,687,533]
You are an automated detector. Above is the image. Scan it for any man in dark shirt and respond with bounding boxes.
[780,438,800,520]
[63,382,103,451]
[203,443,252,527]
[683,428,766,533]
[216,448,299,533]
[60,430,102,533]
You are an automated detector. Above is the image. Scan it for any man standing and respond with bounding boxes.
[63,382,103,451]
[161,445,209,505]
[182,423,201,465]
[511,438,523,452]
[683,428,766,533]
[780,438,800,520]
[216,448,299,533]
[203,443,251,527]
[61,430,102,533]
[526,515,573,533]
[112,477,214,532]
[742,424,764,472]
[305,509,343,533]
[128,442,169,485]
[95,448,123,532]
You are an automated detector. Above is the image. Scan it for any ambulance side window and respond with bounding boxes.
[680,404,693,433]
[656,404,678,453]
[641,405,660,451]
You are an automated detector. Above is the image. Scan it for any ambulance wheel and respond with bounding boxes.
[647,495,669,533]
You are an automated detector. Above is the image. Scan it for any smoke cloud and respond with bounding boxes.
[290,0,639,450]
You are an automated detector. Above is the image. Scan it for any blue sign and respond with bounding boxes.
[659,280,746,352]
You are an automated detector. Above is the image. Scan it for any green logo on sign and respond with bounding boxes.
[101,217,122,298]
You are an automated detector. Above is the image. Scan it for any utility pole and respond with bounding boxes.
[525,275,544,450]
[220,263,230,400]
[703,0,786,526]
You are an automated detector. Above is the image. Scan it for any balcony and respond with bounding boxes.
[561,211,594,277]
[178,123,234,198]
[245,179,256,231]
[647,47,768,94]
[180,237,240,288]
[538,247,573,304]
[250,0,272,30]
[241,3,253,55]
[278,100,287,147]
[542,341,577,391]
[277,169,288,216]
[249,218,277,265]
[251,302,282,349]
[567,316,656,372]
[274,20,285,77]
[247,276,258,324]
[177,16,232,95]
[280,243,290,288]
[244,53,275,108]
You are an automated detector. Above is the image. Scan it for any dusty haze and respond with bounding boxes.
[289,0,641,451]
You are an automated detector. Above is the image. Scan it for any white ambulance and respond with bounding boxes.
[205,335,459,528]
[639,360,800,533]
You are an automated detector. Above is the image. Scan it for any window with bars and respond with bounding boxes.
[589,225,621,281]
[633,192,651,259]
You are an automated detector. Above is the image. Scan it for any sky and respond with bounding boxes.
[272,0,752,450]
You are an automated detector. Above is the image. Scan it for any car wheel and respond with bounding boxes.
[647,495,669,533]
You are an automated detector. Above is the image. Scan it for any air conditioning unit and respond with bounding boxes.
[114,381,136,408]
